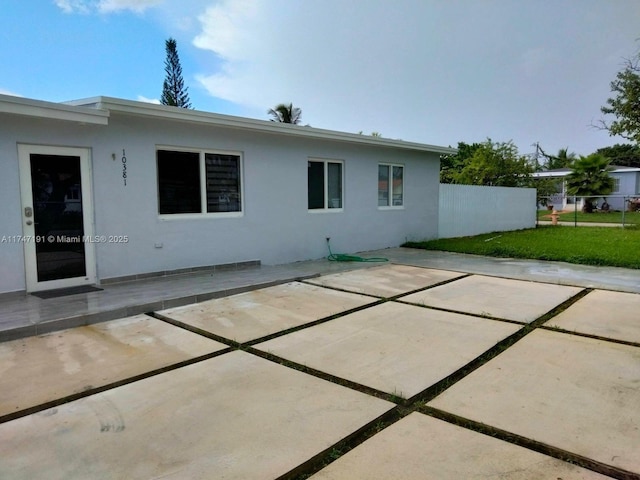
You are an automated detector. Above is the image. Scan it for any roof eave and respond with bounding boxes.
[0,94,109,125]
[66,96,455,154]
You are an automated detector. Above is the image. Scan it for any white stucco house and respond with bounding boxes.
[0,94,453,295]
[533,166,640,211]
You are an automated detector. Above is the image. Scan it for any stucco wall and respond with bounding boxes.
[609,172,640,210]
[0,113,439,293]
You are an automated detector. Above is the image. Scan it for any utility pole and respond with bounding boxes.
[530,142,541,169]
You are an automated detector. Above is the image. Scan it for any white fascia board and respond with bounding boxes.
[66,96,455,155]
[532,171,569,178]
[534,168,640,177]
[0,94,109,125]
[611,167,640,173]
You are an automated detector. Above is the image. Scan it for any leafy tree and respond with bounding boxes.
[534,177,563,208]
[539,147,577,170]
[268,103,302,124]
[600,53,640,143]
[451,139,534,187]
[565,154,614,213]
[596,143,640,167]
[439,141,482,183]
[161,38,192,109]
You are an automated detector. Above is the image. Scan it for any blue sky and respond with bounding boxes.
[2,0,640,157]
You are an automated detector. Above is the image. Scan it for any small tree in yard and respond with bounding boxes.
[451,139,534,187]
[565,154,614,213]
[161,38,192,109]
[440,141,483,183]
[534,177,562,208]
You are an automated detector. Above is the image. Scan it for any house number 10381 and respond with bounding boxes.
[122,149,127,186]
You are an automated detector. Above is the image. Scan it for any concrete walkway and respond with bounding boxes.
[1,250,639,479]
[2,248,640,342]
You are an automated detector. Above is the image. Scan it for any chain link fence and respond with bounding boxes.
[537,194,640,227]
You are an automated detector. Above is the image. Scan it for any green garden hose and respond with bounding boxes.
[326,239,388,262]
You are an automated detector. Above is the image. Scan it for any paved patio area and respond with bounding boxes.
[1,249,639,479]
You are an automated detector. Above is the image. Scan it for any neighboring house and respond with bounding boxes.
[0,94,453,295]
[533,166,640,211]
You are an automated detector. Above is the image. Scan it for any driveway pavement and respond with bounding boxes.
[0,256,638,479]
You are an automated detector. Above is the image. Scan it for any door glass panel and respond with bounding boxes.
[30,154,86,282]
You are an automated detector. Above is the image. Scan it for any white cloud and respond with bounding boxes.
[54,0,163,14]
[97,0,164,14]
[54,0,90,14]
[189,0,640,154]
[193,0,261,60]
[137,95,161,104]
[192,1,458,132]
[0,88,22,97]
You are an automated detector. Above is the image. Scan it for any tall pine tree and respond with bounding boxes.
[161,38,192,109]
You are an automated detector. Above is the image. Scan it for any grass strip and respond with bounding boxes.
[404,226,640,269]
[537,209,640,225]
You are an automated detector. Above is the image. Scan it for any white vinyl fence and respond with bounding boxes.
[438,184,536,238]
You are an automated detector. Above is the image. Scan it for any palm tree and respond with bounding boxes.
[543,147,576,169]
[565,154,614,212]
[268,103,302,124]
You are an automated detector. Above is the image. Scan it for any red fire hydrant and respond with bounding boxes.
[550,209,560,225]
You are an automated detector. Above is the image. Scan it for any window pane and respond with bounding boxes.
[612,178,620,193]
[157,150,201,214]
[308,161,325,209]
[378,165,389,206]
[205,153,241,212]
[392,166,403,206]
[327,162,342,208]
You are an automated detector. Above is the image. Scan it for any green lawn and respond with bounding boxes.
[403,226,640,269]
[537,209,640,225]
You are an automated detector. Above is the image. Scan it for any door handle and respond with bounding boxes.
[26,220,33,226]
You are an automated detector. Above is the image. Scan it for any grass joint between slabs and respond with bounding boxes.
[419,406,639,480]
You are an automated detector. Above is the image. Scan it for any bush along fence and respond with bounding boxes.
[537,194,640,227]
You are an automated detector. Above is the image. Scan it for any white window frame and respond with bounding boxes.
[612,177,621,193]
[307,158,344,212]
[378,163,404,209]
[157,146,244,220]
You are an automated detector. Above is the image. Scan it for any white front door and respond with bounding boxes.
[18,145,97,292]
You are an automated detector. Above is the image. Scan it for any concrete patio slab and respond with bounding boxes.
[403,275,583,323]
[428,329,640,475]
[0,351,393,480]
[305,264,465,297]
[0,314,225,417]
[256,302,520,398]
[158,281,376,342]
[311,412,612,479]
[549,289,640,343]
